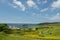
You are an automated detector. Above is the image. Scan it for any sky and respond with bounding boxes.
[0,0,60,24]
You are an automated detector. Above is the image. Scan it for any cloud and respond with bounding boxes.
[13,0,26,11]
[12,5,17,8]
[51,0,60,9]
[27,0,38,9]
[8,3,18,8]
[27,0,36,7]
[40,8,48,12]
[37,0,47,4]
[49,13,60,20]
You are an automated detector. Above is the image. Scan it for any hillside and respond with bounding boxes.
[0,22,60,40]
[38,22,60,26]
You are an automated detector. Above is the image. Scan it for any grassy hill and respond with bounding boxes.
[0,32,60,40]
[24,22,60,39]
[0,22,60,40]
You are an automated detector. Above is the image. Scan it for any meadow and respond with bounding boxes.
[0,22,60,40]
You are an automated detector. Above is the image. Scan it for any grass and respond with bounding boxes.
[0,23,60,40]
[0,32,60,40]
[0,32,40,40]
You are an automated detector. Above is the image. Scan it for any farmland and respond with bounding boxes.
[0,22,60,40]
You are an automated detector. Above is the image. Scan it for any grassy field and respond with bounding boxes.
[0,22,60,40]
[0,32,60,40]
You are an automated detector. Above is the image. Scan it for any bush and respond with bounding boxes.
[0,24,8,32]
[0,24,13,34]
[3,29,13,34]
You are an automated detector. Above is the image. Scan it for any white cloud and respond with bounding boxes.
[49,13,60,20]
[40,8,48,12]
[13,0,26,11]
[27,0,38,9]
[27,0,36,7]
[12,5,17,8]
[51,0,60,9]
[8,3,18,8]
[37,0,47,4]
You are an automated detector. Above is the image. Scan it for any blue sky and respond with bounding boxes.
[0,0,60,24]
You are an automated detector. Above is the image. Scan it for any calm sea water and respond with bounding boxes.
[7,23,38,28]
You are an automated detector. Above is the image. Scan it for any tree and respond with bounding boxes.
[0,24,13,34]
[0,24,8,32]
[22,24,28,30]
